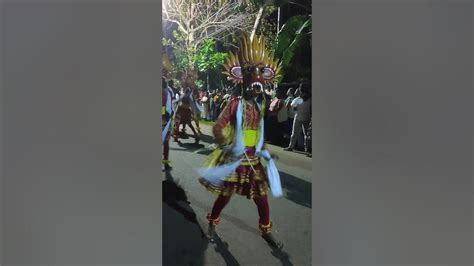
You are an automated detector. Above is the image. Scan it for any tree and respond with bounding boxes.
[162,0,253,71]
[193,39,228,90]
[239,0,274,41]
[273,14,311,82]
[240,0,296,41]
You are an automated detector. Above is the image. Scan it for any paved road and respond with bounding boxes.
[163,123,312,266]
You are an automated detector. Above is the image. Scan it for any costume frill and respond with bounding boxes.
[198,97,283,198]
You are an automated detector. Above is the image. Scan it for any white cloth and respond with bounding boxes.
[254,105,282,197]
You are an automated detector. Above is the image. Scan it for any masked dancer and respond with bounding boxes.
[198,34,284,249]
[173,70,201,144]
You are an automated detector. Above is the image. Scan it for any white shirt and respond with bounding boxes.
[291,97,303,107]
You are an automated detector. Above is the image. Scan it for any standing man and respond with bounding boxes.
[267,87,286,145]
[283,87,296,139]
[284,83,312,156]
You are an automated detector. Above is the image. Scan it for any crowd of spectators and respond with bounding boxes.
[267,82,312,157]
[167,80,312,157]
[198,87,236,121]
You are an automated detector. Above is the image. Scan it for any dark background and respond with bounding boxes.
[1,0,472,265]
[1,1,162,264]
[312,1,472,265]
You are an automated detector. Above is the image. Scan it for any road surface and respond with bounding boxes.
[163,123,312,266]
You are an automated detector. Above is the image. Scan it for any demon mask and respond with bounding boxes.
[223,33,281,98]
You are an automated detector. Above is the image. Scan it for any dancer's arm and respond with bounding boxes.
[213,98,238,145]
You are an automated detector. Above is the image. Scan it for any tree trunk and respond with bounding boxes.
[187,31,195,70]
[250,6,265,41]
[277,7,280,33]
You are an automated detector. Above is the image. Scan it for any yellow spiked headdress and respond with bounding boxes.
[222,33,282,84]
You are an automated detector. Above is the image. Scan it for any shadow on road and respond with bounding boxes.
[270,247,294,266]
[210,234,240,266]
[177,141,205,151]
[163,171,240,265]
[194,148,215,156]
[190,199,261,236]
[191,196,294,265]
[169,137,208,153]
[163,203,208,266]
[176,132,215,145]
[163,172,207,265]
[198,133,215,144]
[279,171,312,208]
[169,133,217,156]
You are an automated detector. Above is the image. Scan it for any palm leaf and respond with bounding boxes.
[274,15,311,82]
[274,15,308,58]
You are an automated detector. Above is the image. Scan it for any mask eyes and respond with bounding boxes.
[262,67,275,80]
[228,65,274,82]
[230,66,242,79]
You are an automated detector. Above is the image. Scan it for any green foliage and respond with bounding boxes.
[274,15,311,82]
[162,30,196,74]
[192,39,227,73]
[274,15,310,58]
[195,79,204,88]
[257,12,278,54]
[193,39,228,90]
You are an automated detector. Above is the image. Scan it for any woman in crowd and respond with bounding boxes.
[201,90,210,121]
[268,87,287,146]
